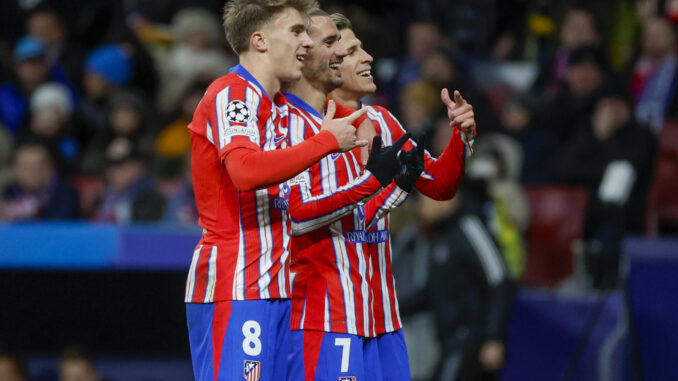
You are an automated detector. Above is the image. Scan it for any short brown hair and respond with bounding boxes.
[223,0,318,54]
[329,13,353,31]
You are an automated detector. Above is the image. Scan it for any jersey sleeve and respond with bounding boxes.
[362,181,409,230]
[381,107,466,201]
[288,169,383,236]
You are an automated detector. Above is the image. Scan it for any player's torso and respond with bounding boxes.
[185,72,292,303]
[286,98,375,337]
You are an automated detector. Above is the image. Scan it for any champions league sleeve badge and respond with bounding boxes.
[244,360,260,381]
[226,100,252,124]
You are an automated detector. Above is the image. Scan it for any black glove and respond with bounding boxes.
[366,133,410,186]
[394,135,426,192]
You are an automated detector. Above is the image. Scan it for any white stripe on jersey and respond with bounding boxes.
[299,294,307,330]
[377,217,395,332]
[330,221,357,335]
[215,87,229,149]
[256,188,273,299]
[206,121,215,145]
[278,209,290,298]
[185,244,203,302]
[354,209,370,335]
[460,215,506,285]
[244,87,262,146]
[324,291,331,332]
[204,246,218,303]
[233,202,246,300]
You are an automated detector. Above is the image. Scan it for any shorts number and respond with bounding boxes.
[334,337,351,372]
[242,320,262,356]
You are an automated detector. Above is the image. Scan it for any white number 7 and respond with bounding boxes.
[334,337,351,372]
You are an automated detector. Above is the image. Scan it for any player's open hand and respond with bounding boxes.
[322,100,369,152]
[441,88,476,135]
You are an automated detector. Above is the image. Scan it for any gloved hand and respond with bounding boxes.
[395,135,426,192]
[366,133,410,187]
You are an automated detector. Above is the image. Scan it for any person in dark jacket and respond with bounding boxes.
[398,179,514,381]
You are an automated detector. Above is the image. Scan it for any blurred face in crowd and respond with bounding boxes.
[110,105,142,136]
[0,356,25,381]
[565,61,602,98]
[60,358,99,381]
[15,58,48,93]
[642,18,676,61]
[31,106,65,138]
[14,145,54,192]
[83,72,112,100]
[263,7,314,84]
[302,15,348,93]
[502,102,531,132]
[407,22,440,62]
[593,97,630,140]
[334,28,376,99]
[418,195,458,225]
[421,50,455,86]
[560,10,599,49]
[27,11,65,45]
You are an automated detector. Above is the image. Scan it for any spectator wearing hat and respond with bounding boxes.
[78,44,134,133]
[16,82,82,176]
[1,142,79,221]
[553,84,657,288]
[0,36,76,134]
[91,137,164,223]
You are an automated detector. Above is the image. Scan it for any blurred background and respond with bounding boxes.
[0,0,676,380]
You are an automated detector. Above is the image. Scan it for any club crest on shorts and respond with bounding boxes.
[226,100,252,123]
[338,377,356,381]
[244,360,260,381]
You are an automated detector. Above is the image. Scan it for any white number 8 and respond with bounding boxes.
[242,320,262,356]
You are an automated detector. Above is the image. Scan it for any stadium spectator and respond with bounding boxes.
[0,350,28,381]
[25,6,87,91]
[16,82,81,176]
[631,17,678,133]
[156,7,234,115]
[78,44,134,133]
[553,84,656,288]
[80,90,155,175]
[59,347,100,381]
[92,137,164,223]
[399,179,514,381]
[533,8,602,96]
[0,36,71,135]
[1,142,79,221]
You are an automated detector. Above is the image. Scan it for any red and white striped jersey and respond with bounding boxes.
[363,105,466,334]
[285,94,408,337]
[185,65,295,303]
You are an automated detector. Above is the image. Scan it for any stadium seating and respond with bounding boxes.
[646,120,678,234]
[521,186,589,287]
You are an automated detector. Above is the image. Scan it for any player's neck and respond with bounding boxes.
[328,89,361,109]
[239,56,281,97]
[288,78,327,115]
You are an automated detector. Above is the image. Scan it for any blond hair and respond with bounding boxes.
[222,0,318,54]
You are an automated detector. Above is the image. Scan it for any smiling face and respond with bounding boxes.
[302,15,348,94]
[263,7,314,83]
[335,28,376,100]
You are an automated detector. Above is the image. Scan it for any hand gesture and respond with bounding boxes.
[441,88,476,135]
[366,133,410,186]
[395,135,426,192]
[321,100,369,152]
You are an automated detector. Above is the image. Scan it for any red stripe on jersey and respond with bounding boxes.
[303,330,324,381]
[212,301,232,380]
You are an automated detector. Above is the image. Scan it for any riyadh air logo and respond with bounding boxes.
[226,100,252,123]
[244,360,260,381]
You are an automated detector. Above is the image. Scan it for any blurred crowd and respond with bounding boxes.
[0,0,676,380]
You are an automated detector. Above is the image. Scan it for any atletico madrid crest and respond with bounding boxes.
[244,360,260,381]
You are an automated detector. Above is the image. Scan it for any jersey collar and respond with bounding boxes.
[284,92,323,119]
[229,64,271,101]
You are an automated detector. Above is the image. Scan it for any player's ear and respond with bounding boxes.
[251,31,268,53]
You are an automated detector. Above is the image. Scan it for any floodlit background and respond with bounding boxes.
[0,0,676,380]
